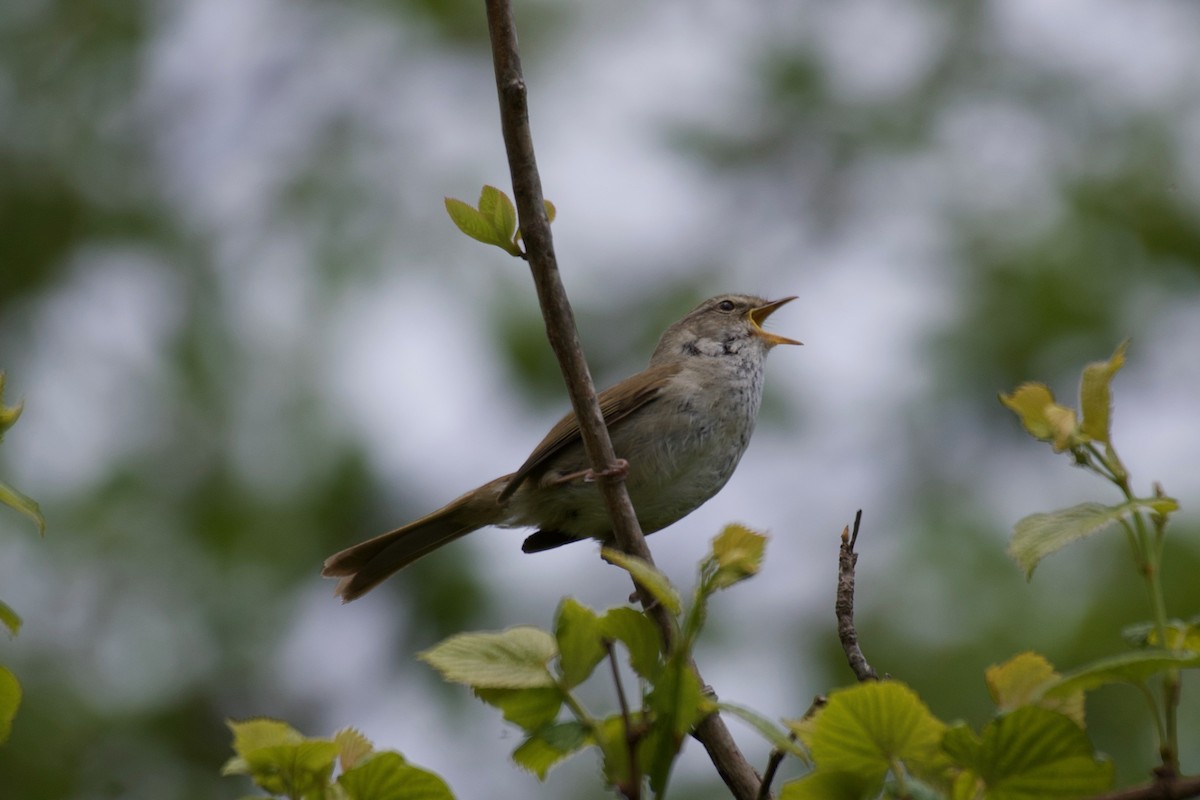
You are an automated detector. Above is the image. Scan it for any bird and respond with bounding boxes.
[323,293,800,601]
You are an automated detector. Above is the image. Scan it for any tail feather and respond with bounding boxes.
[323,478,508,602]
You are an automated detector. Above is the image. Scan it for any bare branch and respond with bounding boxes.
[482,2,764,797]
[1085,774,1200,800]
[837,510,879,682]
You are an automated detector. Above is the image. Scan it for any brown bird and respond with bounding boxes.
[323,293,800,601]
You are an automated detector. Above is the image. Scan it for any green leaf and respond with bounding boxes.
[599,607,662,680]
[0,480,45,536]
[1039,650,1200,699]
[477,185,517,243]
[474,687,563,732]
[338,751,455,800]
[808,682,944,784]
[225,718,304,765]
[643,653,707,794]
[441,196,501,247]
[419,626,557,689]
[999,383,1079,451]
[543,199,557,224]
[334,727,374,772]
[0,600,21,637]
[985,652,1084,727]
[594,713,637,795]
[554,598,606,688]
[0,373,21,437]
[708,524,767,590]
[1079,340,1128,444]
[600,548,682,614]
[0,666,20,745]
[944,706,1113,799]
[1122,619,1200,651]
[512,721,590,780]
[228,738,340,797]
[717,701,809,762]
[1008,500,1166,579]
[780,769,881,800]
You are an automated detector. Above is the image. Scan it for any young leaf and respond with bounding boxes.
[999,383,1079,450]
[600,548,682,614]
[708,524,767,590]
[944,706,1113,798]
[232,739,340,797]
[594,714,636,795]
[807,681,944,784]
[0,666,20,745]
[334,727,375,772]
[338,751,455,800]
[444,197,505,249]
[986,652,1084,727]
[1009,500,1170,579]
[600,607,662,680]
[1122,619,1200,651]
[0,480,45,536]
[543,199,557,223]
[554,598,606,688]
[0,599,21,638]
[1079,340,1128,444]
[419,626,557,689]
[225,717,304,763]
[512,721,590,780]
[0,373,21,436]
[1039,650,1200,699]
[477,185,517,243]
[474,687,563,732]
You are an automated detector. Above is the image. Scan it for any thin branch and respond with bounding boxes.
[482,3,764,798]
[837,510,879,682]
[756,733,798,800]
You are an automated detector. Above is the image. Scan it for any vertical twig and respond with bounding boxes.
[837,510,879,682]
[482,2,766,797]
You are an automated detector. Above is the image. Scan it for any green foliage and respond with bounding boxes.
[0,666,20,745]
[444,185,556,258]
[419,526,786,797]
[0,372,43,535]
[222,719,454,800]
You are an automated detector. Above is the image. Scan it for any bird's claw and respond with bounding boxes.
[584,458,629,482]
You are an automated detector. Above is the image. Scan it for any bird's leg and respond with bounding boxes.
[545,458,630,487]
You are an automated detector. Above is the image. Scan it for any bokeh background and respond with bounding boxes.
[2,0,1199,797]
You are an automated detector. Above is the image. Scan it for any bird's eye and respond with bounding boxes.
[717,300,735,312]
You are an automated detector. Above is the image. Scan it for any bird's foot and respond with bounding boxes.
[547,458,630,487]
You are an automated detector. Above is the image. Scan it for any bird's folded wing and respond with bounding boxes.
[499,360,682,500]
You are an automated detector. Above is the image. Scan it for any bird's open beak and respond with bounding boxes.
[748,296,802,346]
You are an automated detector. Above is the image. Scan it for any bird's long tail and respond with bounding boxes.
[322,477,508,602]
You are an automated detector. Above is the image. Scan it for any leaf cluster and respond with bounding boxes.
[222,719,454,800]
[418,524,789,798]
[444,185,556,258]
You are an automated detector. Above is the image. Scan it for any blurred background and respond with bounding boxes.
[2,0,1199,797]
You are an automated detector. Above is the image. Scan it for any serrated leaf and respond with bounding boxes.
[0,600,21,637]
[1079,341,1128,444]
[335,727,374,772]
[1000,384,1069,445]
[808,682,944,783]
[1039,650,1200,699]
[419,626,557,689]
[0,666,20,745]
[1008,500,1164,579]
[475,687,563,732]
[444,197,510,251]
[0,480,45,535]
[600,548,682,614]
[338,751,455,800]
[234,739,340,797]
[477,185,518,243]
[594,714,636,794]
[986,652,1084,727]
[599,607,662,680]
[717,701,809,762]
[225,718,304,764]
[512,721,590,780]
[947,706,1113,799]
[709,524,767,590]
[780,769,881,800]
[554,598,606,688]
